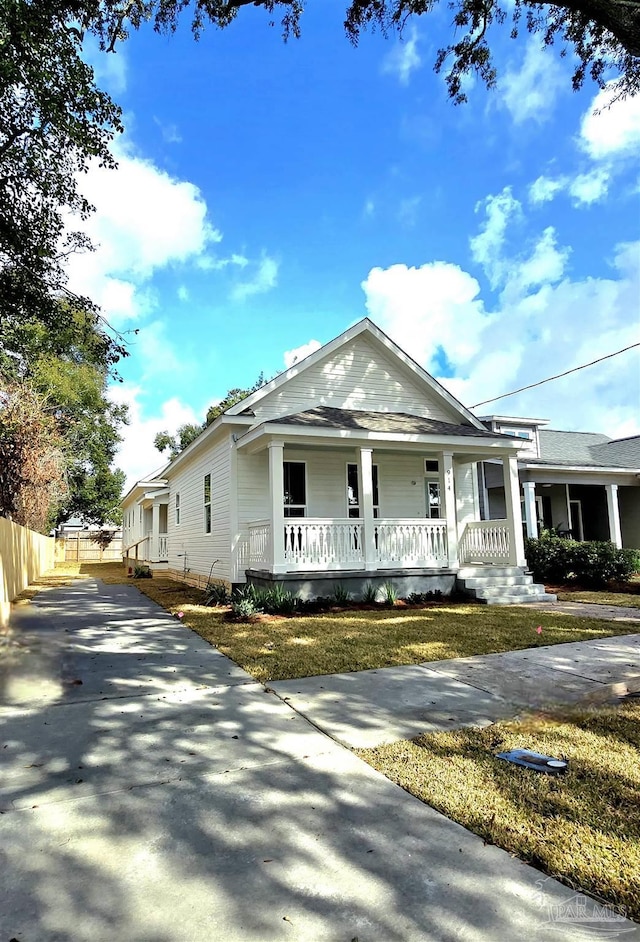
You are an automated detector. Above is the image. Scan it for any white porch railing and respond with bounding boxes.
[248,520,271,567]
[285,518,364,570]
[375,519,448,567]
[158,535,168,560]
[246,518,450,571]
[459,520,511,565]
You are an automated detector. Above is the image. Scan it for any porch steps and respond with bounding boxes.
[456,566,556,606]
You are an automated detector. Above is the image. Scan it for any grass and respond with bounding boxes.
[356,700,640,923]
[555,589,640,609]
[16,561,640,683]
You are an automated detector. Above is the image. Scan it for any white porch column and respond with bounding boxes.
[267,440,286,573]
[605,483,623,548]
[440,451,458,568]
[151,503,161,561]
[522,481,538,539]
[503,453,526,567]
[358,447,378,569]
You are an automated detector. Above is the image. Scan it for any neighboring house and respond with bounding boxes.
[121,467,169,568]
[123,319,559,602]
[480,417,640,549]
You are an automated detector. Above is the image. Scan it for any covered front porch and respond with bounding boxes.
[233,410,526,583]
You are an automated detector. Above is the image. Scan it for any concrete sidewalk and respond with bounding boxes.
[270,633,640,749]
[1,579,638,941]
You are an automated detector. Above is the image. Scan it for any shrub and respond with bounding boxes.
[230,585,261,619]
[204,582,230,606]
[261,585,299,615]
[361,582,379,604]
[382,581,398,605]
[525,536,639,588]
[331,583,351,605]
[133,564,152,579]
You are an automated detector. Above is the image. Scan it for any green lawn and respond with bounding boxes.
[357,700,640,923]
[30,562,640,682]
[555,589,640,609]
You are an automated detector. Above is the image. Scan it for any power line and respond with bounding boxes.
[472,340,640,409]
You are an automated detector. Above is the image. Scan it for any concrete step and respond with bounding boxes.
[473,584,546,599]
[458,575,534,588]
[478,592,558,606]
[457,566,526,579]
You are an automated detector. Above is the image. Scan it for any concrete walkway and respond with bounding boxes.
[271,633,640,748]
[1,580,638,941]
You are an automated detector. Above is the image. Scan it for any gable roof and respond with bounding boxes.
[225,318,486,430]
[268,406,505,439]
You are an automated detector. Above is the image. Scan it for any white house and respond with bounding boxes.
[122,319,556,603]
[479,417,640,548]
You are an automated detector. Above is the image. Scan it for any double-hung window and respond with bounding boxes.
[204,474,211,533]
[175,493,181,526]
[283,462,306,517]
[346,463,380,518]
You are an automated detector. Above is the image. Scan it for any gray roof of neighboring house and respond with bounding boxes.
[265,406,507,439]
[528,430,640,469]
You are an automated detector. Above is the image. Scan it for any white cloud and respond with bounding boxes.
[500,40,564,125]
[529,169,610,208]
[110,384,202,489]
[231,254,279,301]
[470,187,521,288]
[362,261,492,373]
[83,38,127,96]
[66,139,217,324]
[381,27,421,85]
[529,176,565,205]
[569,168,610,205]
[581,84,640,159]
[361,195,640,436]
[284,340,322,369]
[177,285,189,302]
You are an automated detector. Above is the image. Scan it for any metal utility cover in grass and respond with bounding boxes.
[496,749,568,775]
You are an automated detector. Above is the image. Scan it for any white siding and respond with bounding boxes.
[168,433,232,582]
[250,335,461,423]
[238,448,436,525]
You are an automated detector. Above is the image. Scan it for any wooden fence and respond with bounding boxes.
[0,516,55,626]
[61,531,123,562]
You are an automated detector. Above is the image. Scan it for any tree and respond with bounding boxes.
[154,423,205,459]
[205,373,267,425]
[154,373,268,459]
[0,306,129,528]
[0,381,68,533]
[87,1,640,102]
[0,1,125,365]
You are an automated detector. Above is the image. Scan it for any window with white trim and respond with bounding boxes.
[175,493,180,526]
[346,463,380,518]
[424,459,441,519]
[204,474,211,533]
[283,462,306,517]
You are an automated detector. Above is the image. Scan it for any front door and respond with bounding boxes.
[569,499,584,541]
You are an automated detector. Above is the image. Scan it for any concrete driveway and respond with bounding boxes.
[1,578,638,941]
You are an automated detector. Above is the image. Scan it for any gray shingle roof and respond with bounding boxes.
[530,430,640,469]
[265,406,506,439]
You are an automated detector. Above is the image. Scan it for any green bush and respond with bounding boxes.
[525,536,639,588]
[204,582,230,606]
[361,582,379,604]
[133,564,152,579]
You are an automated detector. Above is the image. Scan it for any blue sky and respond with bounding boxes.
[71,4,640,486]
